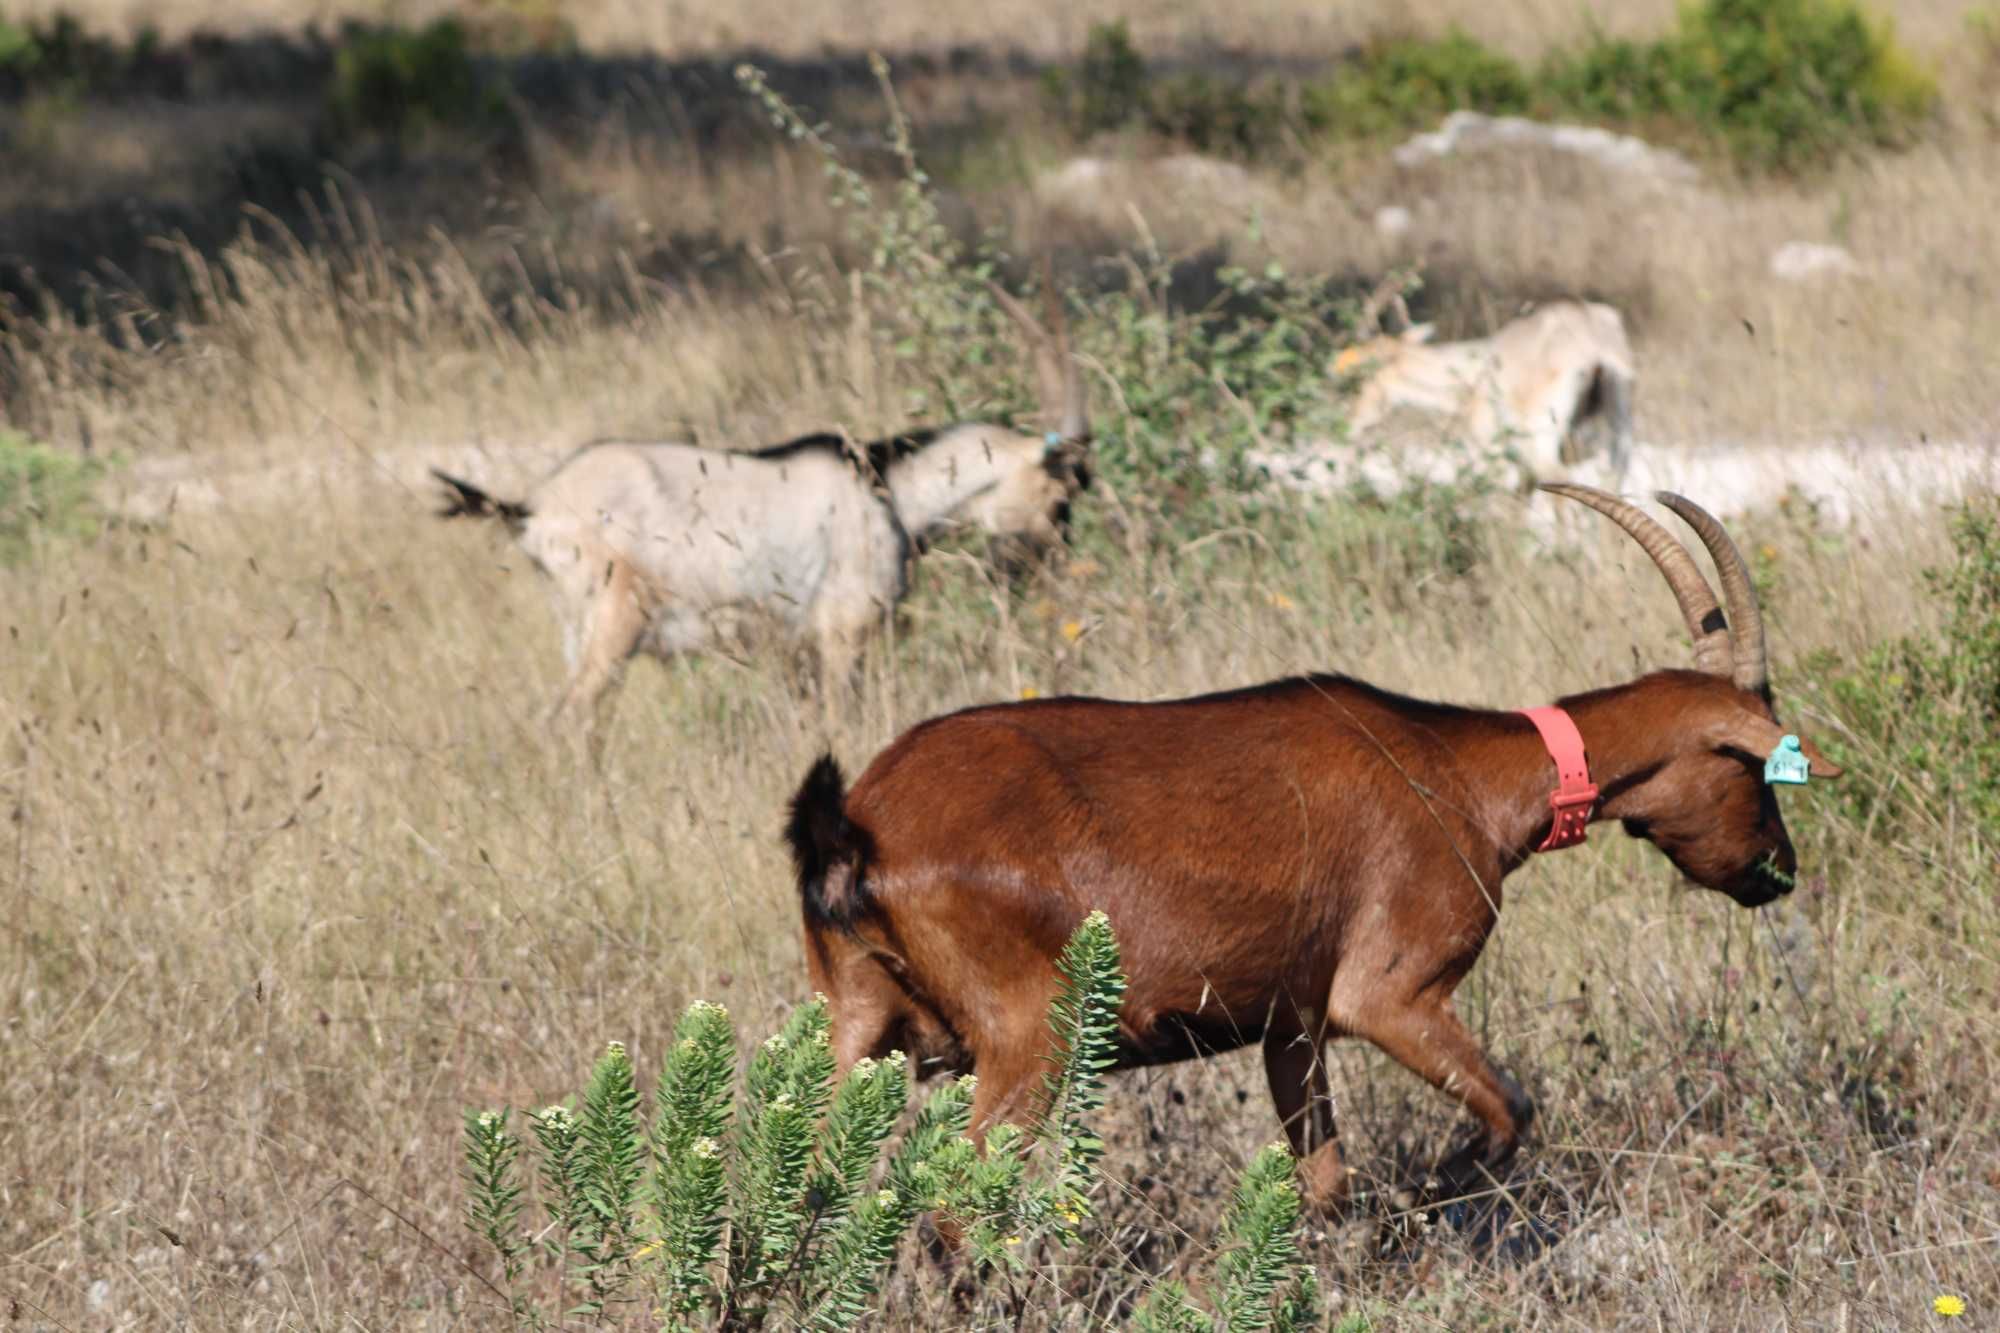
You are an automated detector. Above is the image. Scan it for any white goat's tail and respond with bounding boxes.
[431,468,531,534]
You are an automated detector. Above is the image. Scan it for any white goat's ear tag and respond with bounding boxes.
[1765,734,1810,786]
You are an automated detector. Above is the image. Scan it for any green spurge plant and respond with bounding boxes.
[1133,1143,1322,1333]
[465,1005,973,1330]
[462,913,1322,1329]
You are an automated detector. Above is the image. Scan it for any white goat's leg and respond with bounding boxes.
[548,557,649,758]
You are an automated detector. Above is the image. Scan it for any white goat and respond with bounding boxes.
[432,277,1090,733]
[1337,290,1637,486]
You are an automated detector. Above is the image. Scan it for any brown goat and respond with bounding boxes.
[783,483,1841,1208]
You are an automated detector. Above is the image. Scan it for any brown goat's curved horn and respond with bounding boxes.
[1655,491,1768,697]
[985,258,1088,442]
[1540,482,1734,678]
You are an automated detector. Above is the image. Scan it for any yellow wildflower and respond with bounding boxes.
[635,1238,663,1258]
[1759,544,1779,562]
[1004,1234,1023,1247]
[1061,618,1085,642]
[1333,346,1365,373]
[1020,686,1040,701]
[1266,591,1295,612]
[1933,1294,1966,1318]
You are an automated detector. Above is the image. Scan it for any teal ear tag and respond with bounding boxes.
[1764,734,1810,786]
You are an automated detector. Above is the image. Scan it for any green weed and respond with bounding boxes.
[0,430,103,564]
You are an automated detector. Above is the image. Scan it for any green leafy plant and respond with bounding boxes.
[325,18,514,147]
[0,430,104,564]
[464,1007,972,1330]
[1813,498,2000,834]
[1133,1142,1322,1332]
[1305,29,1533,139]
[1551,0,1937,170]
[1041,19,1151,138]
[462,913,1322,1329]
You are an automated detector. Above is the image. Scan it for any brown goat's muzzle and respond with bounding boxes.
[1722,841,1799,908]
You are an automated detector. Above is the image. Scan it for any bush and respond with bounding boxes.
[0,430,103,564]
[1552,0,1938,170]
[462,913,1320,1328]
[1148,71,1292,156]
[325,18,513,146]
[1814,499,2000,834]
[0,11,134,95]
[1040,18,1150,139]
[1304,29,1533,139]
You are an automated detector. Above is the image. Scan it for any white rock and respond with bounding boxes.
[1249,432,2000,549]
[1392,111,1700,187]
[1032,152,1255,217]
[1769,241,1862,282]
[1374,204,1413,239]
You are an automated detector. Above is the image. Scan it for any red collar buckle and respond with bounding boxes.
[1519,706,1598,852]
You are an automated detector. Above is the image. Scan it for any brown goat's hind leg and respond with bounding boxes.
[809,940,908,1079]
[1263,1026,1347,1212]
[1351,996,1532,1193]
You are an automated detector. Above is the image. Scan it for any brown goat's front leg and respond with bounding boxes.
[1347,994,1534,1195]
[1263,1025,1347,1212]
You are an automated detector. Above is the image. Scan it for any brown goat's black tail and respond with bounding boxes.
[431,468,531,534]
[785,753,872,928]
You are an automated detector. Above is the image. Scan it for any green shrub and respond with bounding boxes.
[0,431,103,564]
[462,913,1321,1328]
[1305,29,1533,138]
[1133,1143,1321,1332]
[325,18,513,146]
[1550,0,1937,169]
[0,11,125,92]
[1811,498,2000,836]
[0,13,39,72]
[1147,71,1292,156]
[1041,18,1151,138]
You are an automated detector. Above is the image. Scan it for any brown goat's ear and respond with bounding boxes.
[1711,712,1844,780]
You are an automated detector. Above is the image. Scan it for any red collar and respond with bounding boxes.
[1518,706,1598,852]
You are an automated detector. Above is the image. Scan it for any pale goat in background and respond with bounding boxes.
[1339,281,1637,486]
[432,271,1091,738]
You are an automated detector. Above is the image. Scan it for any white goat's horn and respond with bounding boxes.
[985,259,1087,443]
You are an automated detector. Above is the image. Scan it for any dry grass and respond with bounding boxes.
[3,2,1999,1329]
